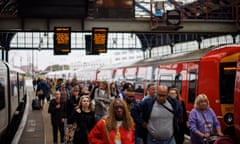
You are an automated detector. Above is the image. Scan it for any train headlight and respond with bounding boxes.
[224,113,233,125]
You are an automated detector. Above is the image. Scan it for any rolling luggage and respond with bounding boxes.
[32,98,41,110]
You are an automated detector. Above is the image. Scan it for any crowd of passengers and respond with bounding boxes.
[33,77,226,144]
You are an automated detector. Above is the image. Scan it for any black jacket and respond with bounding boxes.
[48,99,66,125]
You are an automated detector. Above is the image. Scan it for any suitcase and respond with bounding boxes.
[32,98,41,110]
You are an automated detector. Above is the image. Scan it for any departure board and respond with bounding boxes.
[54,27,71,55]
[92,27,108,53]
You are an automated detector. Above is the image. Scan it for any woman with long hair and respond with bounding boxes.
[68,95,96,144]
[93,81,111,121]
[110,82,119,99]
[168,87,188,144]
[88,99,135,144]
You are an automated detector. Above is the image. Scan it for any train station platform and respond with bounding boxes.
[14,79,53,144]
[19,103,53,144]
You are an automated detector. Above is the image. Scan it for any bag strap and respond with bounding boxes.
[102,119,110,144]
[160,103,174,114]
[201,112,211,132]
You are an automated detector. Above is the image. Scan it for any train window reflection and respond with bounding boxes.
[174,73,182,93]
[188,69,197,104]
[159,75,173,87]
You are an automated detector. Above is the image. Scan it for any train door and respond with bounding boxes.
[219,62,236,128]
[135,66,146,98]
[234,56,240,141]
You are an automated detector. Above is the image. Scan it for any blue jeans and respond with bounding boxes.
[135,136,142,144]
[147,134,176,144]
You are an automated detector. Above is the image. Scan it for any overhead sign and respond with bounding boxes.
[92,27,108,53]
[54,27,71,55]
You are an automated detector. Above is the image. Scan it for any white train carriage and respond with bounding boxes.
[0,61,26,143]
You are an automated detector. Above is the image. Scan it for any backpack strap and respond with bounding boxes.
[102,119,110,144]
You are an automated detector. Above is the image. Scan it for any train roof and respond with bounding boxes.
[126,45,231,67]
[202,44,240,59]
[125,44,240,67]
[100,61,138,70]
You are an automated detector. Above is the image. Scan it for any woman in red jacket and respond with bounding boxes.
[88,99,135,144]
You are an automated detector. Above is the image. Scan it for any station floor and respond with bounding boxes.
[18,91,53,143]
[16,79,53,144]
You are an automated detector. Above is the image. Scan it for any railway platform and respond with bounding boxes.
[19,102,53,144]
[14,80,53,144]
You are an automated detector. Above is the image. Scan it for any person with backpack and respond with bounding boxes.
[36,78,50,109]
[131,85,182,144]
[93,81,111,121]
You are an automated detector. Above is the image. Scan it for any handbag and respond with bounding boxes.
[201,112,219,144]
[202,135,219,144]
[37,89,44,96]
[65,124,77,144]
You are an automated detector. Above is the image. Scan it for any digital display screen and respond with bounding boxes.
[92,27,108,53]
[54,27,71,55]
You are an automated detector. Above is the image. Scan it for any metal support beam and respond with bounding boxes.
[1,47,4,61]
[0,18,238,33]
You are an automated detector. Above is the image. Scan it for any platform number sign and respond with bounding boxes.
[54,27,71,55]
[92,27,108,53]
[166,10,181,25]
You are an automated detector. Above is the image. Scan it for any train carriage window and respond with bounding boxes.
[220,62,236,104]
[159,75,173,87]
[174,73,183,93]
[188,70,197,104]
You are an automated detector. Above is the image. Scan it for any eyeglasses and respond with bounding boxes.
[157,94,167,97]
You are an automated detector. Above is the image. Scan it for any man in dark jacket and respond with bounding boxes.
[32,78,37,91]
[131,85,182,144]
[36,79,50,109]
[48,91,66,144]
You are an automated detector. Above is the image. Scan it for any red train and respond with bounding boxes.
[95,44,240,137]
